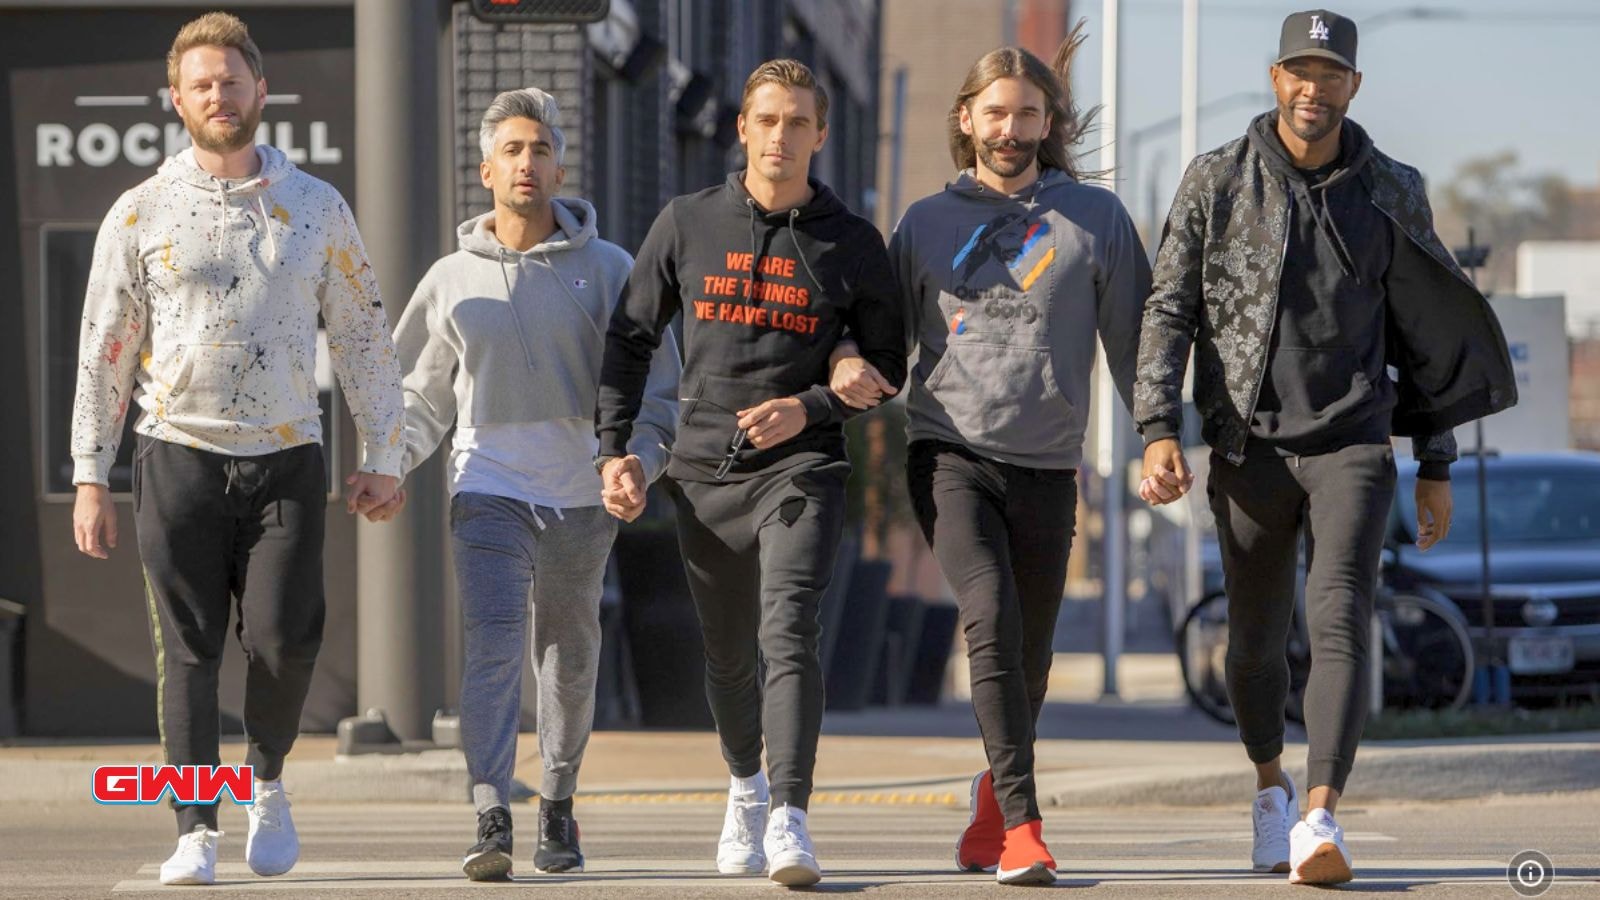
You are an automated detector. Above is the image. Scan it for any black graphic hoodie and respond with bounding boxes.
[597,171,907,483]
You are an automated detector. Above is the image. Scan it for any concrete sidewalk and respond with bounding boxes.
[4,653,1597,809]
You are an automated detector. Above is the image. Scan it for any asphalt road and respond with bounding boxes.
[2,790,1596,898]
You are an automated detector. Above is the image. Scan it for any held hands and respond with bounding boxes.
[602,455,647,522]
[73,483,118,559]
[1414,477,1453,551]
[1138,438,1195,506]
[828,342,897,410]
[346,472,401,521]
[737,397,807,450]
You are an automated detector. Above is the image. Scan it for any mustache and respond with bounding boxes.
[982,137,1039,153]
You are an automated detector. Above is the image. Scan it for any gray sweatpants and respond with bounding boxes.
[450,492,618,813]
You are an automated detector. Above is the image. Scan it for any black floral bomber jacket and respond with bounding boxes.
[1132,121,1518,467]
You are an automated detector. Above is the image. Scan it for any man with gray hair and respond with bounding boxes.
[371,86,680,881]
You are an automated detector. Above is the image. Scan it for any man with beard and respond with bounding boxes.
[596,59,905,887]
[1134,9,1515,885]
[70,12,405,886]
[373,87,681,881]
[831,30,1149,886]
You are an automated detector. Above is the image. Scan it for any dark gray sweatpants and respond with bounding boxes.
[133,436,327,834]
[665,459,849,811]
[1207,441,1396,794]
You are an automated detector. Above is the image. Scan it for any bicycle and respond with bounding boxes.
[1177,559,1476,726]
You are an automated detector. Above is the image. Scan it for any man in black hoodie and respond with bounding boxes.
[595,59,906,888]
[1134,9,1515,888]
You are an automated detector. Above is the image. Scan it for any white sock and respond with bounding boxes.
[774,804,806,828]
[731,772,768,799]
[1305,808,1337,828]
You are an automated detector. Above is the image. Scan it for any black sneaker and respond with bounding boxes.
[534,796,584,873]
[462,806,514,881]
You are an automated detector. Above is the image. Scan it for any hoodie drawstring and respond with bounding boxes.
[746,200,827,301]
[1287,178,1361,285]
[254,194,279,264]
[787,208,825,295]
[216,185,229,259]
[540,252,605,341]
[497,249,540,371]
[745,199,761,306]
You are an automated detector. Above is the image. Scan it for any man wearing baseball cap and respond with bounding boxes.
[1134,8,1516,885]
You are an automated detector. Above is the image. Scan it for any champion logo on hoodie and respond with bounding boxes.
[573,278,589,289]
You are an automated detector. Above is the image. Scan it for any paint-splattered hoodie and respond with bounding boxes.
[70,144,405,485]
[895,168,1150,470]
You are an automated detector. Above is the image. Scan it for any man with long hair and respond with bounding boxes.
[69,12,405,886]
[834,27,1149,886]
[595,59,905,887]
[1135,9,1514,885]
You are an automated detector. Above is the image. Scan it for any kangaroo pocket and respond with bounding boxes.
[921,340,1077,452]
[1261,346,1376,438]
[674,372,797,464]
[160,338,315,429]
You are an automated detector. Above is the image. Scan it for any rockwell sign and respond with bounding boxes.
[11,50,353,222]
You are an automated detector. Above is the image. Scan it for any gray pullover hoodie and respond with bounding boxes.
[896,168,1150,469]
[394,199,680,502]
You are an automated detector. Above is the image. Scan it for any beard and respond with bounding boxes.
[497,184,546,215]
[976,136,1041,178]
[1279,98,1347,144]
[186,101,262,154]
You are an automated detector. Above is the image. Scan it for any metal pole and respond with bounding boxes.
[1465,229,1499,691]
[887,65,907,230]
[1180,0,1199,168]
[1098,0,1126,701]
[350,0,450,744]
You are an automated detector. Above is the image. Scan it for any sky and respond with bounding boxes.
[1061,0,1600,229]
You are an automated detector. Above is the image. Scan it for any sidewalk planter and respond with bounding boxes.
[905,602,960,706]
[817,532,860,676]
[871,595,927,706]
[823,559,893,711]
[615,526,714,729]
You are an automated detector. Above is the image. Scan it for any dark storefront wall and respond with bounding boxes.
[2,7,362,735]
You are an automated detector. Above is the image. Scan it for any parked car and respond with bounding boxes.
[1388,451,1600,704]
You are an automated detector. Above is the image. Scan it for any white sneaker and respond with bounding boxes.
[763,804,821,887]
[1251,772,1297,873]
[245,779,300,876]
[716,778,768,875]
[160,825,221,885]
[1289,808,1353,885]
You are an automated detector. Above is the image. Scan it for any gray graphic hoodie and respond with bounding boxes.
[71,144,405,484]
[896,168,1150,469]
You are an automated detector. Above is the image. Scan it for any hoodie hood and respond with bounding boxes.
[1248,111,1375,283]
[159,143,296,195]
[1248,111,1373,189]
[945,165,1076,205]
[456,196,599,259]
[724,170,846,222]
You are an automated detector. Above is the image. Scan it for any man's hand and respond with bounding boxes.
[1138,438,1194,506]
[828,345,897,410]
[737,397,807,449]
[73,483,117,559]
[601,455,647,522]
[1414,478,1453,551]
[346,472,399,516]
[364,488,407,523]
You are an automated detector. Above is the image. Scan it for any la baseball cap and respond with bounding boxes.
[1277,9,1358,71]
